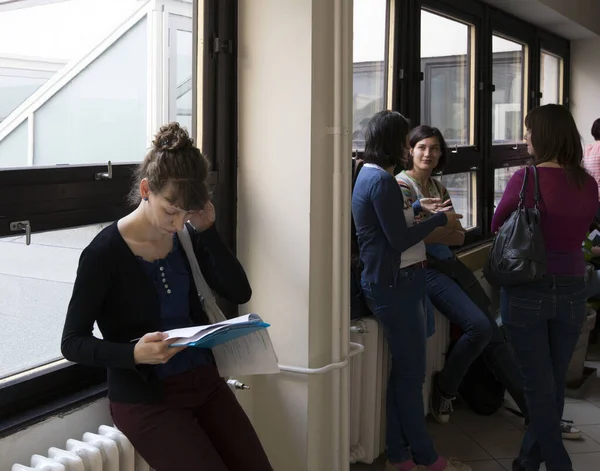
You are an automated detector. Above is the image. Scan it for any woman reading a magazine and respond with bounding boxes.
[61,123,272,471]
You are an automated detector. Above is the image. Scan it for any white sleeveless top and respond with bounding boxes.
[363,164,426,268]
[399,201,427,268]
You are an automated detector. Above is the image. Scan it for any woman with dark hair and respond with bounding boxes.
[583,117,600,201]
[398,125,580,440]
[61,123,272,471]
[397,125,492,422]
[492,104,598,471]
[352,111,468,471]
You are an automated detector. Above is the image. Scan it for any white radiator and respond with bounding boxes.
[11,425,152,471]
[10,381,246,471]
[349,311,450,464]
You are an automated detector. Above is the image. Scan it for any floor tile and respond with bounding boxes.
[563,434,600,454]
[470,430,524,460]
[465,461,507,471]
[433,431,493,462]
[426,416,464,438]
[577,424,600,444]
[569,451,600,471]
[563,402,600,425]
[497,459,513,470]
[451,409,519,435]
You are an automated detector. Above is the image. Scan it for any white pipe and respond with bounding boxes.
[333,0,353,469]
[278,343,364,375]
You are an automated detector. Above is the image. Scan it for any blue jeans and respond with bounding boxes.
[362,267,438,466]
[426,268,494,396]
[586,267,600,299]
[501,276,587,471]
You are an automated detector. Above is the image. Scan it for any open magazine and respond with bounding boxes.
[146,313,280,377]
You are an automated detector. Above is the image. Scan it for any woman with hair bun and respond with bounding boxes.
[61,123,272,471]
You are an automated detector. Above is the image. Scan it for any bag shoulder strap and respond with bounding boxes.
[518,166,529,205]
[518,166,541,208]
[531,165,540,206]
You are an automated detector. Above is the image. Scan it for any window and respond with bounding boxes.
[0,0,148,169]
[421,10,474,147]
[0,0,236,429]
[494,165,526,209]
[492,35,526,145]
[440,171,477,230]
[352,0,387,151]
[169,15,194,132]
[0,225,108,380]
[540,50,562,105]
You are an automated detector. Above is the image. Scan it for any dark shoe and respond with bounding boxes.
[524,418,582,440]
[560,419,583,440]
[512,458,526,471]
[430,372,455,424]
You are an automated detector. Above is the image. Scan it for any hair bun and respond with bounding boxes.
[152,122,193,152]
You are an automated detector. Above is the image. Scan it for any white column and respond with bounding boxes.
[237,0,353,469]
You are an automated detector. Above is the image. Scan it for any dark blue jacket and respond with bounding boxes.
[352,166,447,286]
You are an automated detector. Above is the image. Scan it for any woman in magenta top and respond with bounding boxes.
[492,104,598,471]
[583,118,600,201]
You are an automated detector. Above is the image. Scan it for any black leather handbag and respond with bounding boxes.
[484,165,546,287]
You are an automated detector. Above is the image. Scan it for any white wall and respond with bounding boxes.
[570,36,600,146]
[0,398,111,469]
[237,0,352,469]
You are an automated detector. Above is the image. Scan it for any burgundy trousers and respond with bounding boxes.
[110,365,273,471]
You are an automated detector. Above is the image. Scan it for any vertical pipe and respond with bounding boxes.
[331,0,353,468]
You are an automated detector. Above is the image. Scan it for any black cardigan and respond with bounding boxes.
[60,222,251,403]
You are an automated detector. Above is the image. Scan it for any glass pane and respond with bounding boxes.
[421,10,473,147]
[352,0,387,151]
[494,165,526,208]
[0,224,109,380]
[0,119,27,168]
[492,35,525,145]
[33,17,147,166]
[0,74,47,122]
[540,51,562,106]
[439,171,477,229]
[0,0,146,169]
[172,27,193,133]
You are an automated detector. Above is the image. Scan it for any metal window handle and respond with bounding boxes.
[10,220,31,245]
[95,161,112,180]
[452,145,458,154]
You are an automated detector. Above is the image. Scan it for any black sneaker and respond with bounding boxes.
[560,419,583,440]
[512,458,526,471]
[430,372,455,424]
[524,418,582,440]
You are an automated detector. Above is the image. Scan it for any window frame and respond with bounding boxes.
[538,31,570,108]
[0,0,238,433]
[419,0,485,240]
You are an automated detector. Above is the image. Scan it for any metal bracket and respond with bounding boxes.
[10,220,31,245]
[94,161,112,180]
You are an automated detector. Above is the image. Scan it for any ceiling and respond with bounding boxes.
[481,0,598,40]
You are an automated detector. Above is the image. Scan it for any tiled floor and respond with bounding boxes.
[351,359,600,471]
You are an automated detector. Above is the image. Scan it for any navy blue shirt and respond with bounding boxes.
[352,166,447,286]
[138,235,214,378]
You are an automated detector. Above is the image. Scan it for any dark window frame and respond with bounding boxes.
[0,0,238,433]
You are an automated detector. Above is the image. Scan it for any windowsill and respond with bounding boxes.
[0,382,107,439]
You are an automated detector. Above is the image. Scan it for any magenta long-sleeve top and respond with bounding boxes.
[491,167,598,276]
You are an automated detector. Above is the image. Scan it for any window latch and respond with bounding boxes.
[10,220,31,246]
[95,161,112,180]
[212,37,233,54]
